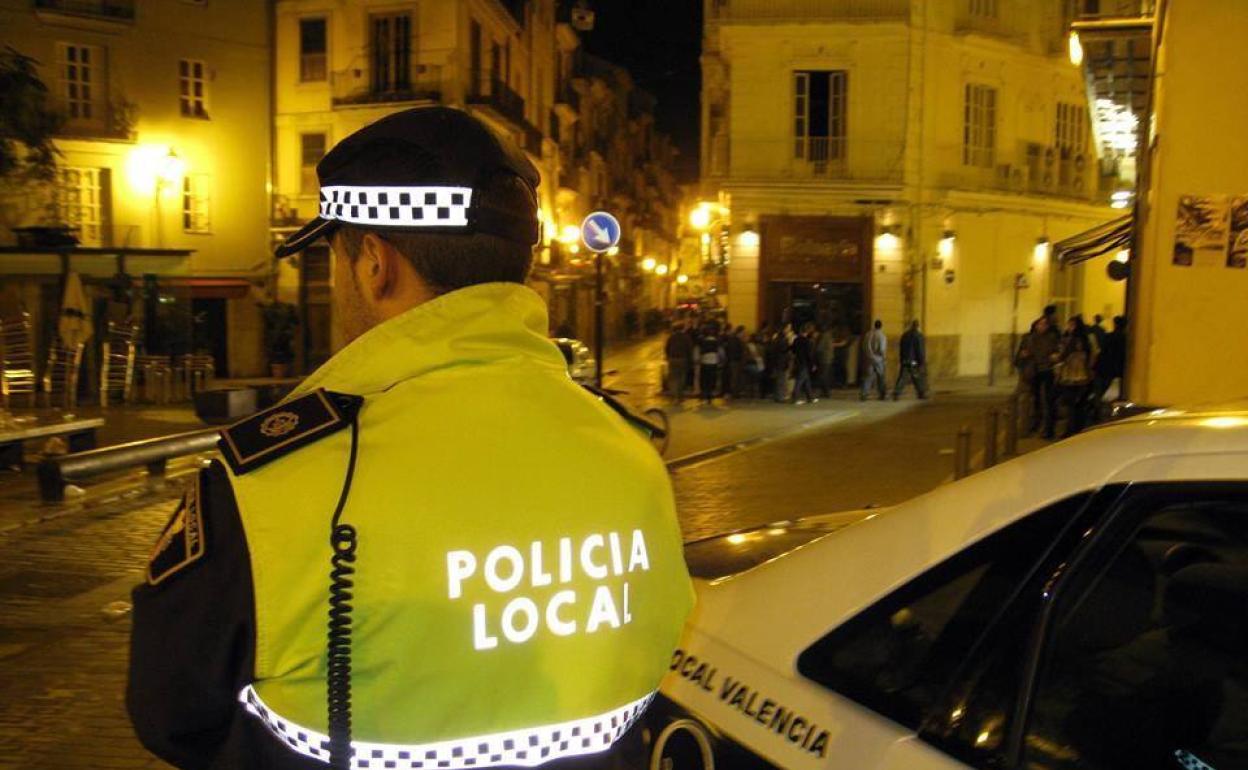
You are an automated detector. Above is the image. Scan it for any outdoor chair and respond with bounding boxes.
[0,313,37,410]
[100,320,140,407]
[135,354,174,404]
[41,339,85,410]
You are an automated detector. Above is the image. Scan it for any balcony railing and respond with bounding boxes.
[710,0,908,22]
[33,0,135,22]
[467,77,526,127]
[330,62,442,107]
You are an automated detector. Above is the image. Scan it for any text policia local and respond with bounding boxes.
[447,530,651,650]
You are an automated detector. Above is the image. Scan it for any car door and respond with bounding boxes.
[791,492,1104,770]
[921,483,1248,770]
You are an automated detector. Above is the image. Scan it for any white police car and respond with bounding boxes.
[643,407,1248,770]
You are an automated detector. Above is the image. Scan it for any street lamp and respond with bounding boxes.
[641,257,657,272]
[676,273,689,285]
[655,263,670,276]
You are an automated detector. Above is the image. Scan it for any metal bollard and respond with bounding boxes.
[954,425,972,479]
[1004,395,1019,456]
[984,408,999,468]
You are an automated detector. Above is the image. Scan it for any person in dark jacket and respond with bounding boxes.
[764,327,791,403]
[723,325,746,398]
[1091,315,1127,419]
[791,322,818,404]
[697,324,724,404]
[664,322,694,402]
[1022,314,1062,438]
[893,320,927,400]
[1056,315,1096,438]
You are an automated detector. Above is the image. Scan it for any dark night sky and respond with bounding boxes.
[579,0,703,182]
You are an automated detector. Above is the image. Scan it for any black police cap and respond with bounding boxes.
[275,107,541,258]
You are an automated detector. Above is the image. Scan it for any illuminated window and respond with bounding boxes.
[1055,102,1088,156]
[182,174,211,233]
[963,83,997,168]
[58,167,107,247]
[299,18,327,82]
[793,70,847,170]
[300,133,326,194]
[58,43,104,122]
[179,59,209,119]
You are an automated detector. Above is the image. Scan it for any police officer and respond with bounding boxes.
[128,107,694,770]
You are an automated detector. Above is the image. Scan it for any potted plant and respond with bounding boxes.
[260,301,299,378]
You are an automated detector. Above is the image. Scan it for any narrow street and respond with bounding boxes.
[0,342,1013,768]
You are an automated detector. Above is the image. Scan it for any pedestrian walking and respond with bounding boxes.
[791,322,818,404]
[127,107,693,770]
[893,320,928,400]
[697,323,724,403]
[815,324,837,397]
[1056,315,1096,438]
[764,327,791,402]
[1092,315,1127,410]
[664,322,694,403]
[859,319,888,401]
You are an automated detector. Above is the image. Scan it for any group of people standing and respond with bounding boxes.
[663,318,929,405]
[1015,306,1126,440]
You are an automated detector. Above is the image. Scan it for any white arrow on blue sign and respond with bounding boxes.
[580,211,621,253]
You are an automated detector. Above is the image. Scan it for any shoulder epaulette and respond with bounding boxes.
[218,389,364,476]
[579,383,666,439]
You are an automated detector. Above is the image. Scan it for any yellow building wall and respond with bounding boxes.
[1131,0,1248,405]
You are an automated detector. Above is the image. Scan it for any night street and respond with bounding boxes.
[0,371,1010,768]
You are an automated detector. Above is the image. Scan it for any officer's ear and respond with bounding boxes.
[356,232,404,301]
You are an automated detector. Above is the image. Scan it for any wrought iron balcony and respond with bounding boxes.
[33,0,135,22]
[330,62,442,107]
[51,97,137,142]
[467,77,526,127]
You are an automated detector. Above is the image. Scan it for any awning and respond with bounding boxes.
[1055,214,1133,265]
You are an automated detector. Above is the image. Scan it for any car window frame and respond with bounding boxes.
[1004,481,1248,769]
[795,490,1100,740]
[911,484,1129,769]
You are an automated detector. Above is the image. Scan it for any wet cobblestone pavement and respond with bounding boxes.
[0,383,1011,768]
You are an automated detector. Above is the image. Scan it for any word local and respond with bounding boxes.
[447,530,652,650]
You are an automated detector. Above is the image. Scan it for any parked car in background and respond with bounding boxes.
[553,337,594,385]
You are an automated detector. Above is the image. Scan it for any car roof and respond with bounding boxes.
[687,416,1248,664]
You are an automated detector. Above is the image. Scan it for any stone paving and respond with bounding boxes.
[0,339,1021,768]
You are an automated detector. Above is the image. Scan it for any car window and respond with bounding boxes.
[797,493,1091,732]
[1025,488,1248,770]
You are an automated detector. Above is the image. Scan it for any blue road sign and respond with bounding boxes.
[580,211,621,253]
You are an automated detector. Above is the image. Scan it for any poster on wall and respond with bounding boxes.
[1173,194,1229,267]
[1228,196,1248,269]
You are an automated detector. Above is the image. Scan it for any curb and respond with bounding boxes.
[666,411,857,472]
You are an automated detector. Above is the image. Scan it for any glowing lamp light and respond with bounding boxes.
[1034,236,1051,264]
[641,257,657,272]
[1115,249,1130,263]
[689,203,713,230]
[606,246,620,256]
[558,224,581,244]
[938,230,956,259]
[1202,416,1248,429]
[128,145,185,194]
[159,149,185,185]
[655,263,670,276]
[1068,31,1084,66]
[676,273,689,285]
[1110,190,1134,210]
[875,232,900,252]
[568,242,580,254]
[738,229,760,248]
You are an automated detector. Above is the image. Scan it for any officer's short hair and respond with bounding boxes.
[336,174,534,294]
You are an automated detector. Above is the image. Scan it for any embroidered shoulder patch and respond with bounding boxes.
[217,389,363,476]
[147,476,206,586]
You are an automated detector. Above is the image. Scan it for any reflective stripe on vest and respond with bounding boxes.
[239,685,654,768]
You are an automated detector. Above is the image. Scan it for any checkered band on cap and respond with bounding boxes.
[318,186,473,228]
[239,685,654,769]
[1174,750,1215,770]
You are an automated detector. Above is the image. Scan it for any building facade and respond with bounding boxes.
[0,0,272,378]
[273,0,684,368]
[701,0,1128,378]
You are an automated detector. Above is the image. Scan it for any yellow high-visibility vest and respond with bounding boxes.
[228,283,694,767]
